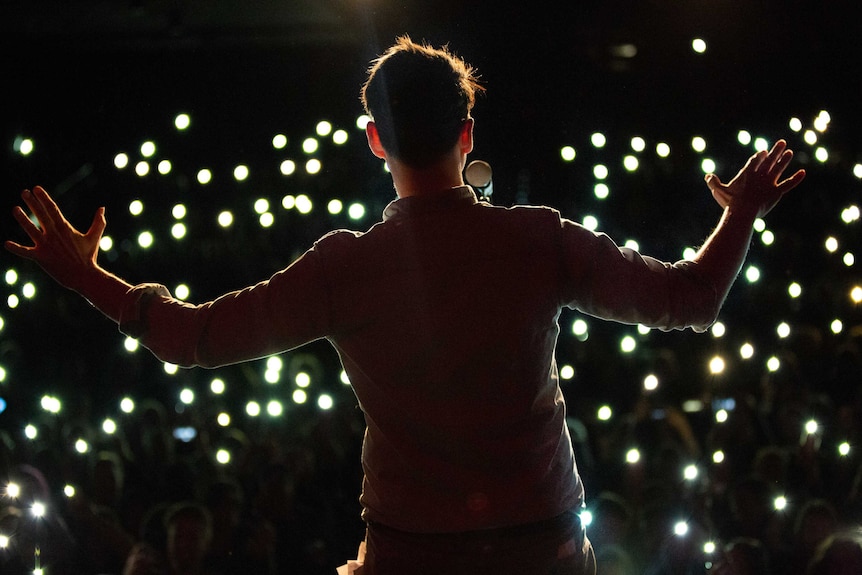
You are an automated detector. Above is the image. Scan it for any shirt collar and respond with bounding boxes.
[382,186,479,222]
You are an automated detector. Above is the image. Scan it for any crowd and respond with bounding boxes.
[1,313,861,574]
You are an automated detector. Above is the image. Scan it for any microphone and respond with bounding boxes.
[465,160,493,201]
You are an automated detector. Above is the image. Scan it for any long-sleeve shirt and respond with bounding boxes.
[118,186,721,533]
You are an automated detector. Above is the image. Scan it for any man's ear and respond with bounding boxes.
[459,118,474,155]
[366,121,387,159]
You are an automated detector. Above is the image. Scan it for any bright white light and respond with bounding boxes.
[102,418,117,434]
[246,401,261,417]
[295,195,313,214]
[814,110,831,132]
[789,117,803,132]
[233,165,250,181]
[674,520,689,536]
[179,388,194,404]
[620,335,636,353]
[815,147,829,163]
[292,389,308,404]
[838,442,851,456]
[328,199,344,214]
[129,199,144,216]
[740,343,755,359]
[24,424,38,440]
[841,205,860,223]
[745,266,760,283]
[704,541,717,554]
[691,38,707,53]
[318,394,334,410]
[171,222,187,240]
[316,121,333,137]
[643,374,659,391]
[626,240,641,253]
[158,160,172,175]
[356,115,371,130]
[590,132,606,148]
[854,164,862,179]
[831,319,843,334]
[713,450,725,464]
[582,215,599,231]
[593,164,608,180]
[761,229,774,246]
[709,356,725,374]
[656,142,671,157]
[804,130,817,145]
[683,464,698,481]
[137,231,154,249]
[295,372,311,388]
[844,252,855,267]
[851,286,862,303]
[272,134,288,149]
[805,419,818,435]
[631,137,646,152]
[266,400,283,417]
[737,130,752,145]
[64,484,76,498]
[197,169,212,185]
[217,412,231,427]
[625,448,640,464]
[140,141,156,157]
[120,397,135,413]
[175,284,190,300]
[211,378,226,395]
[774,495,788,511]
[254,198,270,214]
[218,211,234,228]
[175,113,191,130]
[114,153,129,169]
[597,405,612,421]
[31,501,46,517]
[259,213,275,228]
[767,356,781,372]
[777,322,791,339]
[216,449,231,464]
[333,129,349,145]
[701,158,716,174]
[340,371,351,385]
[691,136,707,152]
[579,510,593,527]
[560,365,575,380]
[21,282,36,299]
[715,409,728,423]
[348,203,366,220]
[753,218,766,232]
[711,322,726,337]
[135,161,150,176]
[74,438,89,454]
[560,146,576,161]
[788,282,802,298]
[6,482,21,498]
[572,319,589,336]
[280,159,297,175]
[623,155,639,171]
[825,236,839,253]
[594,183,610,200]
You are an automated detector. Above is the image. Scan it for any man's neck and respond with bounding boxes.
[390,151,467,198]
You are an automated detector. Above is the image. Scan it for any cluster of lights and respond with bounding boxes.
[0,35,859,575]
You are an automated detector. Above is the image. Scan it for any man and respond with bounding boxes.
[6,37,804,574]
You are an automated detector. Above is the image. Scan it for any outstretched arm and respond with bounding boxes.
[5,185,133,322]
[693,139,806,307]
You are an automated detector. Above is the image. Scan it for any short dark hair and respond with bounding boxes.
[361,36,483,167]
